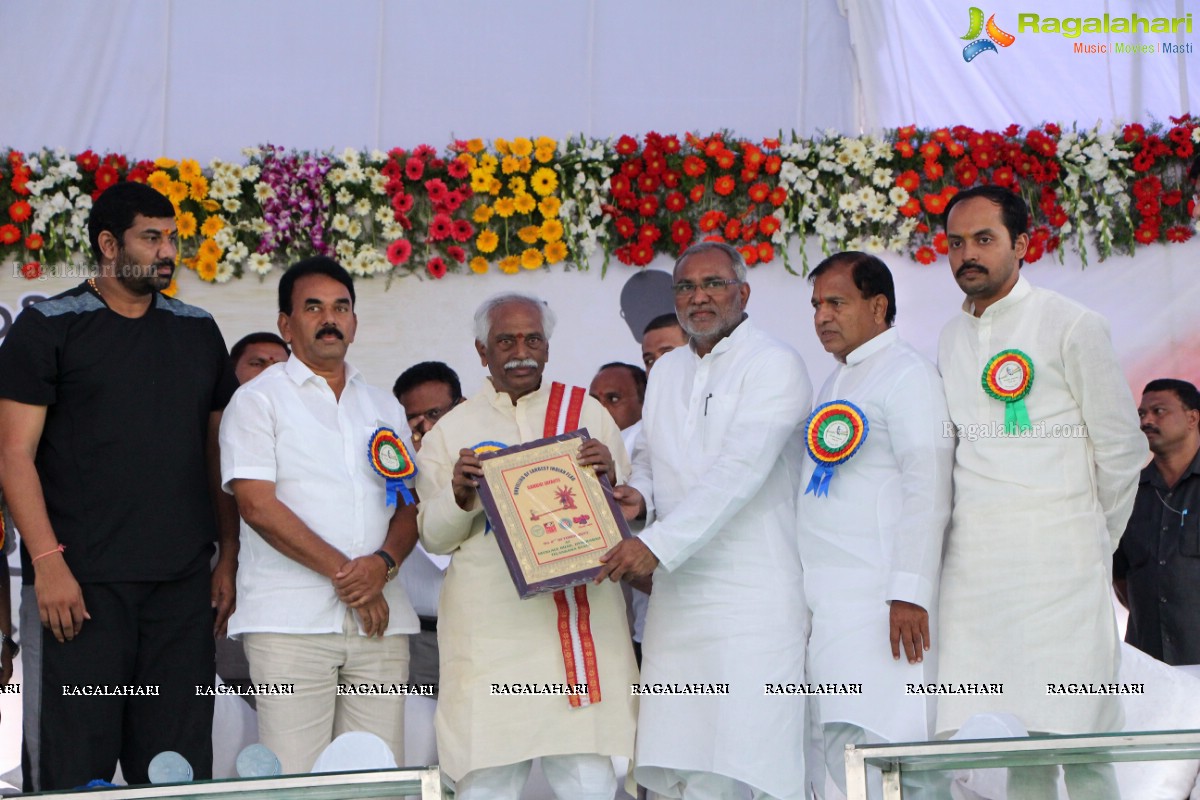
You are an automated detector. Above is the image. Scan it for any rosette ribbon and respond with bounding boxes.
[804,400,869,497]
[981,349,1035,434]
[368,427,417,506]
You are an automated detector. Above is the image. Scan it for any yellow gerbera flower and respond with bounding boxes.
[188,175,209,201]
[178,159,202,183]
[493,197,517,218]
[530,168,559,197]
[198,238,223,261]
[176,212,198,239]
[499,255,520,274]
[540,219,564,242]
[535,136,556,150]
[508,176,527,195]
[200,215,225,238]
[166,181,189,205]
[196,256,218,282]
[469,256,489,274]
[494,138,511,156]
[457,153,477,171]
[501,156,521,175]
[520,248,544,270]
[161,279,179,298]
[473,205,494,224]
[510,137,533,158]
[513,193,536,214]
[534,145,555,164]
[488,178,503,196]
[479,154,498,170]
[518,225,541,244]
[476,229,500,253]
[154,157,178,169]
[470,169,493,193]
[466,139,485,154]
[202,199,220,213]
[517,157,532,173]
[544,241,568,264]
[147,170,172,194]
[538,196,562,218]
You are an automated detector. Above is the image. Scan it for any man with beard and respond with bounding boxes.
[221,257,419,773]
[416,292,637,800]
[0,181,238,790]
[936,186,1145,798]
[599,242,812,800]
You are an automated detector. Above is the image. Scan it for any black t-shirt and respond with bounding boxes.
[0,282,237,583]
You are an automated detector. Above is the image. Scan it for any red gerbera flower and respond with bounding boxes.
[1134,225,1159,244]
[615,135,639,156]
[76,150,100,172]
[688,185,705,203]
[739,245,758,266]
[714,149,737,170]
[897,125,918,140]
[25,233,43,251]
[682,156,707,178]
[768,187,787,207]
[615,216,637,239]
[898,198,921,217]
[637,195,659,217]
[764,155,782,175]
[424,179,449,204]
[1166,225,1193,243]
[638,224,661,243]
[447,158,470,179]
[714,176,736,196]
[445,245,466,263]
[747,183,770,203]
[405,157,425,181]
[914,246,936,265]
[665,192,686,213]
[451,219,474,242]
[428,213,453,241]
[671,220,693,245]
[661,135,681,154]
[630,241,655,266]
[0,224,20,245]
[8,200,32,223]
[386,239,412,265]
[426,257,447,279]
[895,171,920,192]
[662,170,681,189]
[724,219,742,240]
[698,210,726,232]
[392,192,415,214]
[756,242,774,263]
[919,142,942,161]
[759,216,781,236]
[922,194,948,215]
[932,232,949,255]
[637,173,660,194]
[895,141,916,158]
[20,261,41,279]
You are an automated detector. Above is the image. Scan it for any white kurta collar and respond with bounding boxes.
[483,376,547,411]
[963,273,1032,318]
[844,327,898,367]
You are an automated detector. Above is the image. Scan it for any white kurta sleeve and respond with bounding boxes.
[627,427,657,525]
[415,424,482,555]
[639,347,812,571]
[1062,311,1148,550]
[883,362,954,611]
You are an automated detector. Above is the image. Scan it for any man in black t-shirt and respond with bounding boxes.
[0,181,238,790]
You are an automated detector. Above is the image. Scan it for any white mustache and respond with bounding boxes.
[504,358,538,370]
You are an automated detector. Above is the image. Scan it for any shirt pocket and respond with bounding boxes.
[701,394,736,456]
[1180,511,1200,557]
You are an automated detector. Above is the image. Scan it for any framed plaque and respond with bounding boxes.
[476,428,631,598]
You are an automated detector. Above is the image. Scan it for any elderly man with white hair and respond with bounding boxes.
[415,292,637,800]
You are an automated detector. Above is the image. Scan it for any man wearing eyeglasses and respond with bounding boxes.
[598,242,813,800]
[415,293,637,799]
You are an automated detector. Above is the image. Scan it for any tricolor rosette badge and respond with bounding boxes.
[804,400,869,497]
[981,349,1035,434]
[368,427,417,506]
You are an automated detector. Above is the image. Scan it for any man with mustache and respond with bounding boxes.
[415,292,636,800]
[935,186,1146,798]
[0,181,238,790]
[220,256,420,773]
[599,242,812,800]
[1115,379,1200,665]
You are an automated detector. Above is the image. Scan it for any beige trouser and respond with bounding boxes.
[242,609,410,774]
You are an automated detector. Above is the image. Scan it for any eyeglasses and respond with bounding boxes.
[405,400,460,424]
[671,278,741,297]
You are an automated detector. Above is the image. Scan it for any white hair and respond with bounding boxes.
[473,292,557,342]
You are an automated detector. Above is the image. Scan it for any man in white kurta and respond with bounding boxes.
[799,253,952,799]
[936,188,1146,797]
[415,293,637,800]
[600,242,812,800]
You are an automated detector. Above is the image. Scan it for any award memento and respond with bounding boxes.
[804,400,868,497]
[475,428,631,598]
[982,349,1035,433]
[367,427,417,505]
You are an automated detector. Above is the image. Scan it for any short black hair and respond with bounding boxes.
[87,181,176,262]
[393,361,463,403]
[1144,378,1200,412]
[597,362,648,403]
[809,251,898,326]
[643,313,683,336]
[942,185,1030,248]
[230,332,290,367]
[278,256,356,315]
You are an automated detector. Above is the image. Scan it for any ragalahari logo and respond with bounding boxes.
[961,7,1016,61]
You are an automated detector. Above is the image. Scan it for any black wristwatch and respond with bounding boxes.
[374,549,399,582]
[0,632,19,659]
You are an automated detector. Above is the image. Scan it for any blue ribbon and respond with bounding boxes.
[805,464,835,497]
[386,478,415,507]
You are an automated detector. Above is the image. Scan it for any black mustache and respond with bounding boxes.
[1142,426,1159,435]
[317,326,344,340]
[956,263,986,278]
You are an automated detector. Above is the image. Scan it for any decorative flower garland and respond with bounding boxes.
[2,117,1196,288]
